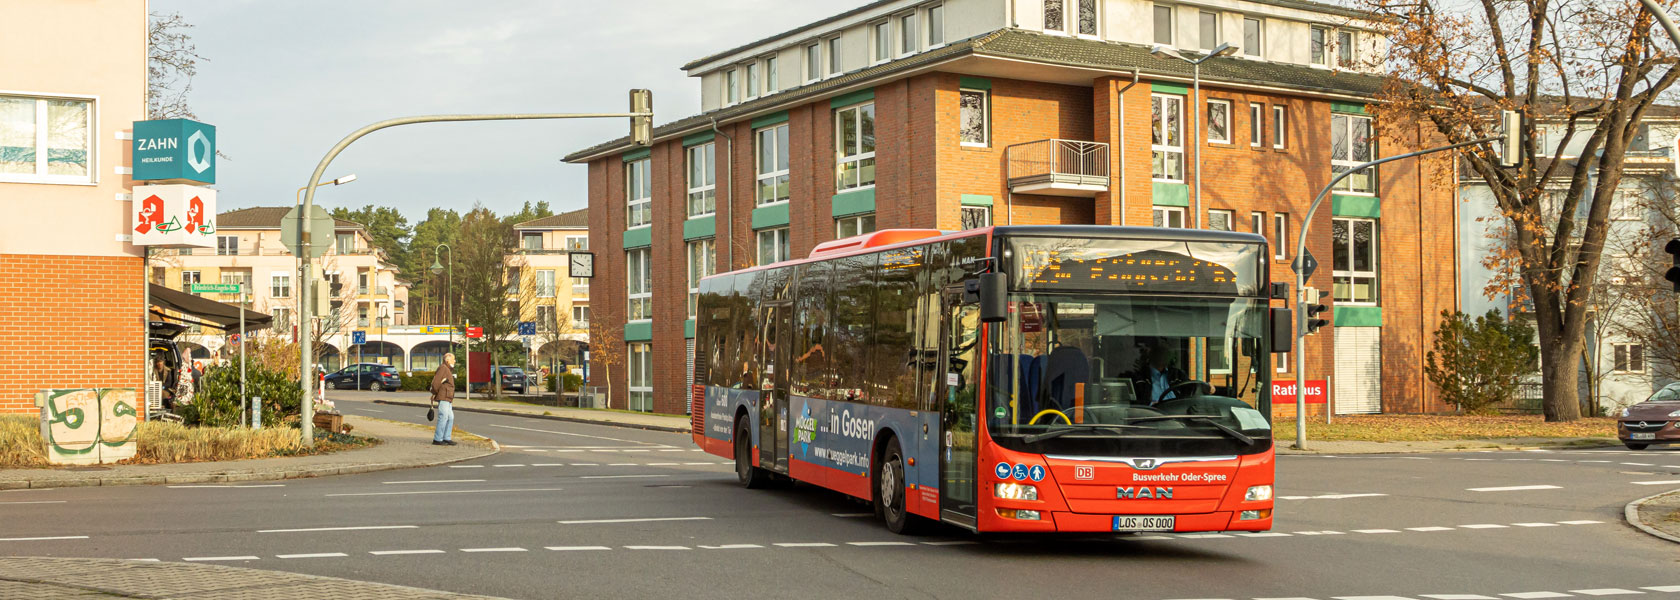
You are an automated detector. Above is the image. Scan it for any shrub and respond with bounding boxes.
[402,371,435,392]
[1425,309,1540,415]
[183,357,303,428]
[545,372,582,393]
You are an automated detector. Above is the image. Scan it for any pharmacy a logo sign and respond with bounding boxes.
[132,119,216,184]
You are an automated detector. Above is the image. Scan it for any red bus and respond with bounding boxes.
[691,225,1286,534]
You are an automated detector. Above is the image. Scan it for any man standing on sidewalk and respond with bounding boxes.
[431,353,457,446]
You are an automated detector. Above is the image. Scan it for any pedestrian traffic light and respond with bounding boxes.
[629,89,653,147]
[1304,287,1330,335]
[1665,238,1680,293]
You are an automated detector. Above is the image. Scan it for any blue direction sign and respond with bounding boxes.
[351,330,366,345]
[517,321,536,336]
[132,119,216,183]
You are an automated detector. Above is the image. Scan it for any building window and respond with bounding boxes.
[1208,209,1233,231]
[900,13,918,54]
[535,305,556,332]
[688,239,715,318]
[271,273,291,298]
[687,142,716,217]
[566,235,588,251]
[1332,218,1379,304]
[627,248,651,321]
[1277,351,1288,373]
[827,36,843,76]
[1152,206,1186,228]
[725,69,739,105]
[1614,343,1645,373]
[1153,4,1173,44]
[1311,26,1328,65]
[1078,0,1098,35]
[1272,105,1287,149]
[220,271,248,291]
[756,123,790,205]
[745,62,759,99]
[272,308,292,330]
[1199,11,1219,49]
[218,235,240,256]
[181,270,201,293]
[508,266,521,295]
[1243,17,1263,57]
[1047,0,1066,32]
[1337,30,1356,67]
[765,56,779,93]
[1612,191,1643,221]
[1273,213,1289,260]
[536,269,556,298]
[358,269,370,295]
[806,42,821,82]
[1151,94,1185,181]
[836,214,877,238]
[874,21,892,63]
[1249,102,1264,147]
[757,227,790,265]
[358,304,371,329]
[835,102,877,191]
[626,158,651,228]
[927,4,945,46]
[522,233,543,251]
[0,95,92,182]
[959,89,989,147]
[1332,113,1376,193]
[1251,211,1265,236]
[1207,99,1231,144]
[572,305,590,327]
[961,205,992,230]
[629,342,653,412]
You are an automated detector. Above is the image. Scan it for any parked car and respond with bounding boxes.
[325,363,401,392]
[1618,382,1680,450]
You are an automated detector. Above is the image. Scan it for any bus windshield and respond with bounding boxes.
[987,294,1273,457]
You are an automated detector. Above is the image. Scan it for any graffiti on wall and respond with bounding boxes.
[35,388,138,465]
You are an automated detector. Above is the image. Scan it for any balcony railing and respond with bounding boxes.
[1005,139,1110,197]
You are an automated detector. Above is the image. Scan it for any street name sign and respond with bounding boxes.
[189,283,240,294]
[132,119,216,184]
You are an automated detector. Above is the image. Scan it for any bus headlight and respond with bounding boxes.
[994,483,1038,501]
[1245,485,1273,502]
[997,508,1041,520]
[1240,509,1272,520]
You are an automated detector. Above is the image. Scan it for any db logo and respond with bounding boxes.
[1074,465,1095,480]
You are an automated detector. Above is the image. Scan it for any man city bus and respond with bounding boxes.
[691,226,1287,534]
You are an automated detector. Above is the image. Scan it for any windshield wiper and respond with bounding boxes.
[1124,414,1257,445]
[1022,423,1148,444]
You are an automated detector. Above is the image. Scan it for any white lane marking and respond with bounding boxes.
[1280,493,1388,500]
[1513,522,1559,527]
[580,475,669,479]
[559,517,712,525]
[625,545,689,550]
[531,463,568,467]
[361,409,385,413]
[683,462,716,466]
[0,535,88,541]
[1459,524,1509,529]
[184,556,259,561]
[126,558,160,562]
[831,513,874,518]
[545,546,612,551]
[775,542,837,547]
[571,463,601,466]
[847,541,916,546]
[448,465,484,469]
[1465,458,1494,461]
[1131,535,1176,540]
[1569,590,1643,596]
[382,479,485,485]
[1406,527,1456,532]
[326,488,565,497]
[461,547,527,553]
[1641,588,1680,593]
[698,544,763,549]
[1256,597,1320,600]
[1538,459,1569,462]
[277,552,348,559]
[1235,532,1292,537]
[1630,480,1680,485]
[921,540,979,546]
[487,423,670,446]
[1177,533,1232,539]
[259,525,418,533]
[1352,529,1400,534]
[1422,595,1499,600]
[607,463,638,466]
[1578,460,1612,463]
[621,449,651,453]
[1468,485,1562,492]
[0,501,67,505]
[1335,596,1416,600]
[1559,520,1604,525]
[659,449,686,452]
[168,485,285,489]
[1621,463,1656,467]
[646,462,680,466]
[1503,593,1572,599]
[492,464,526,468]
[370,549,444,556]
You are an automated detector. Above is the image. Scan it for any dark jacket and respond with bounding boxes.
[431,362,456,403]
[1130,365,1188,405]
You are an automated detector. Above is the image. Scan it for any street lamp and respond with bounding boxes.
[431,243,454,364]
[294,174,357,205]
[1151,43,1236,229]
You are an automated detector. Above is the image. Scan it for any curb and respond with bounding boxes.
[1275,440,1618,455]
[0,437,499,491]
[1625,488,1680,544]
[375,399,691,434]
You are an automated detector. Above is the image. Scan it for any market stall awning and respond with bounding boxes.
[148,283,273,332]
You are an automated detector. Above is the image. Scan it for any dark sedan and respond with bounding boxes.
[326,363,402,392]
[1618,382,1680,450]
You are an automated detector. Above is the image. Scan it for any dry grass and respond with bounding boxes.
[0,414,377,468]
[1272,414,1618,442]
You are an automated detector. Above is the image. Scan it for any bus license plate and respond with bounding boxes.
[1113,516,1175,531]
[1632,433,1657,440]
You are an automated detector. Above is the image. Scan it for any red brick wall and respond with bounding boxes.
[0,255,145,414]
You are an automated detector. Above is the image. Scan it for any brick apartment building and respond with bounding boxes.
[0,1,148,414]
[563,0,1459,417]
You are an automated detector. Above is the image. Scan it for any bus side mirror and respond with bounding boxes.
[977,273,1007,323]
[1270,307,1292,354]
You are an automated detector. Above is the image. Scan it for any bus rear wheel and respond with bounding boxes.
[734,416,770,489]
[875,437,920,534]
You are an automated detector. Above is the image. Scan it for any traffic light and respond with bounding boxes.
[1304,287,1330,335]
[1665,238,1680,293]
[629,89,653,147]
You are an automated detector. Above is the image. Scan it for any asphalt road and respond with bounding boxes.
[3,391,1675,600]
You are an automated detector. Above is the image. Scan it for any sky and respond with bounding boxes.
[153,0,869,223]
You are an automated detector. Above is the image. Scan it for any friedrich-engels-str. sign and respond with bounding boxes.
[132,119,215,184]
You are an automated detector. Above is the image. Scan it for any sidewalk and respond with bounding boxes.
[1275,436,1615,455]
[0,556,509,599]
[1627,489,1680,544]
[377,396,692,433]
[0,416,498,490]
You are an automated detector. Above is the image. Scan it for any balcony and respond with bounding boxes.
[1005,139,1110,197]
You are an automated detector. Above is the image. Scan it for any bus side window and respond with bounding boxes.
[831,253,877,405]
[917,242,951,412]
[874,247,924,410]
[792,262,833,399]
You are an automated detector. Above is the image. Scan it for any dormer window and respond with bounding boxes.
[1243,17,1263,57]
[746,62,759,98]
[1199,11,1219,50]
[1337,30,1356,67]
[900,12,918,55]
[827,36,843,76]
[806,42,821,82]
[1154,4,1173,45]
[1046,0,1065,32]
[927,4,944,46]
[765,56,779,93]
[725,69,739,104]
[874,20,892,64]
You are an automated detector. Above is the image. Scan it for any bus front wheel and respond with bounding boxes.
[875,437,920,534]
[734,416,770,489]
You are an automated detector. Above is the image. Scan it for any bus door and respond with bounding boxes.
[758,301,792,473]
[939,289,980,526]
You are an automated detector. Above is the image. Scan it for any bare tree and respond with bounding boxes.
[147,11,205,121]
[1366,0,1680,421]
